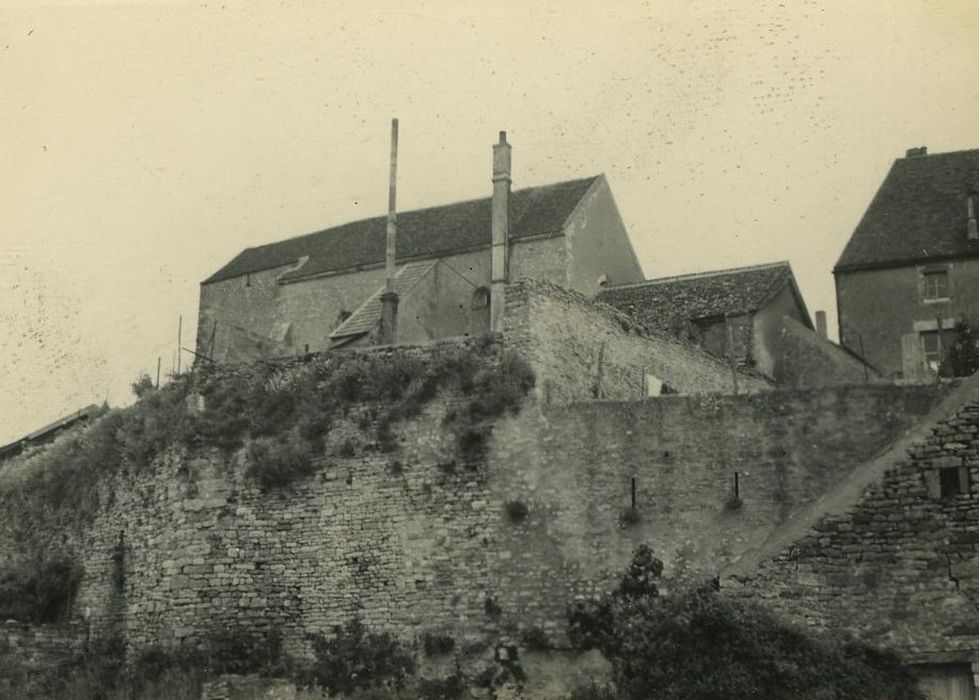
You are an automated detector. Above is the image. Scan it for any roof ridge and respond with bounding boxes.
[246,175,600,253]
[604,260,790,291]
[898,147,979,160]
[203,174,602,284]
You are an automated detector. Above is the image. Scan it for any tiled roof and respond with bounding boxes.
[0,404,104,462]
[204,176,600,284]
[330,261,438,340]
[598,261,797,332]
[835,149,979,272]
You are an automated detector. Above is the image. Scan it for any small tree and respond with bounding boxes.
[942,321,979,378]
[131,372,155,398]
[305,617,416,695]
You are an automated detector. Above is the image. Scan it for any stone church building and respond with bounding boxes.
[197,133,644,362]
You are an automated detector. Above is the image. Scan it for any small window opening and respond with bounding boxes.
[470,287,491,335]
[471,287,490,310]
[644,373,664,396]
[922,270,949,300]
[920,328,958,372]
[940,467,964,498]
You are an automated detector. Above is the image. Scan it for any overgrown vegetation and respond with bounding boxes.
[421,631,456,656]
[0,626,286,700]
[518,626,551,650]
[942,321,979,378]
[567,545,924,700]
[0,555,83,623]
[303,618,416,695]
[0,343,534,621]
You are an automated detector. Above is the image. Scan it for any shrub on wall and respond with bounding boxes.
[417,672,466,700]
[567,545,924,700]
[305,617,416,695]
[245,436,317,492]
[421,631,456,656]
[0,555,84,623]
[518,626,551,651]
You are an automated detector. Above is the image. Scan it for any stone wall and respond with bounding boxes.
[198,265,294,362]
[729,377,979,663]
[0,339,957,681]
[774,315,885,389]
[754,284,810,378]
[502,278,771,402]
[45,362,943,656]
[489,385,947,593]
[0,621,86,690]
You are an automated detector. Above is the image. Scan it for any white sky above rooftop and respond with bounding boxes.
[1,0,977,443]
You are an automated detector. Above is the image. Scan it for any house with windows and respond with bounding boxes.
[196,133,645,362]
[599,261,878,387]
[834,147,979,380]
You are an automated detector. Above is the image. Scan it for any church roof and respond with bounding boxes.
[835,148,979,272]
[203,176,600,284]
[599,261,807,332]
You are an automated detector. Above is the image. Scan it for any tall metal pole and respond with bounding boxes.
[156,357,161,388]
[176,315,183,374]
[386,118,398,293]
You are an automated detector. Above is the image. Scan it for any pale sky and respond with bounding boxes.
[1,0,977,444]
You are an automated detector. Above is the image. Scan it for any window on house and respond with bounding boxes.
[922,270,949,300]
[471,288,490,310]
[925,465,970,499]
[920,328,958,372]
[940,467,963,497]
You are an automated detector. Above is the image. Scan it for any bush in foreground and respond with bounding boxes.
[569,545,924,700]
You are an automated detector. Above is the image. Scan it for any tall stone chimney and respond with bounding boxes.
[490,131,511,333]
[379,118,399,345]
[815,310,828,339]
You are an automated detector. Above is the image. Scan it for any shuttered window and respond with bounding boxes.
[925,467,970,499]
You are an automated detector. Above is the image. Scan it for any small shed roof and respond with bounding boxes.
[599,261,807,332]
[330,261,438,341]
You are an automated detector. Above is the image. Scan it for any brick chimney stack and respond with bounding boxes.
[490,131,511,333]
[815,310,828,339]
